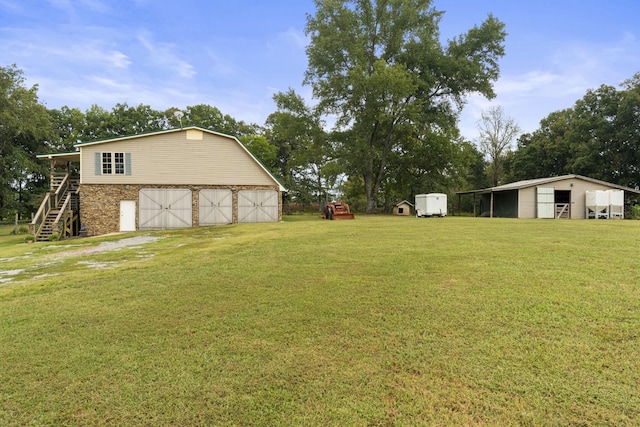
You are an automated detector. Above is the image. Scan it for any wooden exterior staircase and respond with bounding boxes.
[29,172,80,241]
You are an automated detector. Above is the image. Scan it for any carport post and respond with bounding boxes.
[490,192,494,218]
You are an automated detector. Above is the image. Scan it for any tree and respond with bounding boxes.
[568,80,640,187]
[265,89,336,205]
[476,106,520,186]
[47,106,86,152]
[504,109,573,182]
[0,64,51,219]
[108,103,165,135]
[181,104,259,137]
[239,134,278,173]
[305,0,506,212]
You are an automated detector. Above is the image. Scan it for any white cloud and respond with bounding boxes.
[137,31,197,79]
[273,27,308,50]
[203,49,236,77]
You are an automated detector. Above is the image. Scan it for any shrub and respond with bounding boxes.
[631,205,640,220]
[48,234,60,241]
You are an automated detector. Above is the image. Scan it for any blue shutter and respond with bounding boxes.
[125,153,132,175]
[95,152,101,175]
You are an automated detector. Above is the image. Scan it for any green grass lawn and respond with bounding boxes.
[1,215,639,425]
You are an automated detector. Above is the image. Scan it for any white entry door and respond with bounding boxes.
[120,200,136,232]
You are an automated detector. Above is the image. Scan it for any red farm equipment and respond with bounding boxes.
[322,201,355,220]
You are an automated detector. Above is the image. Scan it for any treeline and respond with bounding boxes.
[0,63,488,220]
[3,0,640,220]
[504,74,640,188]
[2,61,640,221]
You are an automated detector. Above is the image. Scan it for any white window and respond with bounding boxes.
[102,152,112,174]
[96,152,130,175]
[114,152,125,174]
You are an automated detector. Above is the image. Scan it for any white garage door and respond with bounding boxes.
[199,189,233,225]
[238,190,278,223]
[139,188,192,230]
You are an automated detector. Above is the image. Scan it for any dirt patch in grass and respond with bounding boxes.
[0,235,161,285]
[49,235,160,258]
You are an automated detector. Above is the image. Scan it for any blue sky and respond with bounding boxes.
[1,0,639,142]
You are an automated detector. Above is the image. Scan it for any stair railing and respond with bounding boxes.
[52,188,81,238]
[53,174,69,208]
[29,172,73,239]
[29,193,53,237]
[52,193,71,237]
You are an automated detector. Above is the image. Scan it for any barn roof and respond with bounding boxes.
[38,126,286,191]
[457,174,640,195]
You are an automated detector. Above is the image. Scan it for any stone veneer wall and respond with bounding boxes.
[79,184,282,236]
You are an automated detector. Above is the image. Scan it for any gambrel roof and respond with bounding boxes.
[39,126,286,191]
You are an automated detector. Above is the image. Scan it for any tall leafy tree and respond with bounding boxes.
[265,89,336,204]
[476,106,520,186]
[504,109,574,182]
[305,0,506,212]
[239,134,278,174]
[569,80,640,187]
[0,65,51,219]
[47,106,86,151]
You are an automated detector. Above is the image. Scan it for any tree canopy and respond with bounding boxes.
[506,74,640,189]
[0,65,52,219]
[305,0,507,212]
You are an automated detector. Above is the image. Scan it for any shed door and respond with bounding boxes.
[537,187,555,219]
[199,189,232,225]
[139,189,192,230]
[238,190,278,223]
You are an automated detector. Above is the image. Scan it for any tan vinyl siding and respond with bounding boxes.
[518,187,537,218]
[80,131,276,186]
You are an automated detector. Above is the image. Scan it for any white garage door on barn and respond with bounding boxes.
[139,188,193,230]
[199,189,233,225]
[238,190,279,223]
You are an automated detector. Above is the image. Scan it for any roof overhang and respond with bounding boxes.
[36,152,80,163]
[457,175,640,196]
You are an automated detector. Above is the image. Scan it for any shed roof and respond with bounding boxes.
[457,174,640,195]
[36,150,80,163]
[394,200,414,207]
